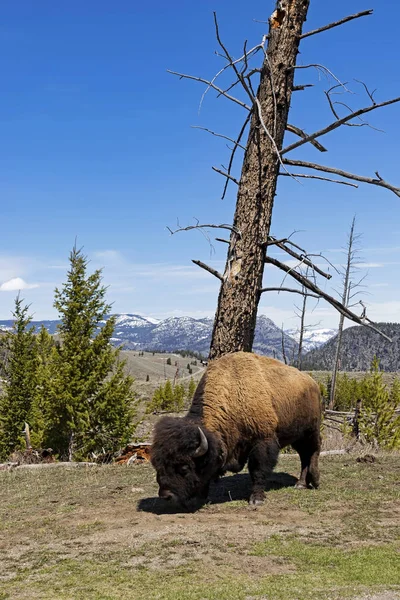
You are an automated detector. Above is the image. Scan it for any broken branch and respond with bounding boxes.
[167,222,241,238]
[191,126,246,151]
[212,166,239,186]
[282,159,400,198]
[301,10,373,40]
[167,70,251,110]
[279,172,358,188]
[192,260,223,281]
[292,84,314,92]
[286,123,327,152]
[260,286,320,299]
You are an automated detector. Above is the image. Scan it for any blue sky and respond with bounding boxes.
[1,0,400,329]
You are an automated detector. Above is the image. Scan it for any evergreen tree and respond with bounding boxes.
[359,357,400,449]
[187,377,197,400]
[163,379,174,410]
[173,383,185,412]
[0,297,38,460]
[28,326,56,448]
[44,246,136,459]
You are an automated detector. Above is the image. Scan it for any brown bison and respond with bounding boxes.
[151,352,321,510]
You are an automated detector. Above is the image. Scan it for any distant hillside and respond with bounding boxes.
[302,323,400,372]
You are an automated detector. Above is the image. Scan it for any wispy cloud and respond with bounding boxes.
[354,262,384,268]
[0,277,39,292]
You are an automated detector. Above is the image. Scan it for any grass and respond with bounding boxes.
[0,454,399,599]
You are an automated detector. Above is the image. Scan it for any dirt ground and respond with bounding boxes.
[1,453,399,600]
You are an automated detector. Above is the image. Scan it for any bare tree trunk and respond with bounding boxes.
[297,293,307,370]
[281,324,287,365]
[329,217,357,409]
[209,1,310,360]
[329,313,345,409]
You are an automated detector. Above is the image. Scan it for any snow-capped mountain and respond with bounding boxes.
[285,328,337,352]
[0,313,298,360]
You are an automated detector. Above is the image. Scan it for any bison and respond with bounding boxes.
[151,351,321,510]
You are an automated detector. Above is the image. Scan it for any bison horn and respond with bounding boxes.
[193,427,208,457]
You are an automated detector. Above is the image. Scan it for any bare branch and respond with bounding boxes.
[301,10,373,39]
[167,221,241,238]
[265,237,289,247]
[212,166,239,186]
[279,171,358,188]
[266,236,332,280]
[167,70,251,110]
[282,159,400,198]
[281,96,400,155]
[289,64,351,92]
[192,260,223,281]
[265,256,392,342]
[260,286,320,299]
[220,111,252,199]
[286,123,327,152]
[215,237,230,244]
[354,79,377,105]
[191,126,246,150]
[292,84,314,92]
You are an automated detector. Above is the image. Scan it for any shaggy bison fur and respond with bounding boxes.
[151,351,321,510]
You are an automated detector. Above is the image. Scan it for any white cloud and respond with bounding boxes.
[0,278,39,292]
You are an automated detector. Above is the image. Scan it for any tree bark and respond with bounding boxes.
[209,1,311,360]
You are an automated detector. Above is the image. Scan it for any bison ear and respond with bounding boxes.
[193,426,208,457]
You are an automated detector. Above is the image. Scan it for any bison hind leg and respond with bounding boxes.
[292,430,321,490]
[248,438,280,506]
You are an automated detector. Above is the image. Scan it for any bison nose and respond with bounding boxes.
[159,488,174,500]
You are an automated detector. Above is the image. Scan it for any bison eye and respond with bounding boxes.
[178,464,190,476]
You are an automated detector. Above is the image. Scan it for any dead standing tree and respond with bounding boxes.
[168,2,400,360]
[329,216,367,409]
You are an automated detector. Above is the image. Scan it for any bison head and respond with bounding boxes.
[151,417,221,510]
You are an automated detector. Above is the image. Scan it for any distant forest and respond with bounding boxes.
[302,323,400,372]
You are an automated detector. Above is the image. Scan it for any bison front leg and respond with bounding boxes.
[248,439,280,506]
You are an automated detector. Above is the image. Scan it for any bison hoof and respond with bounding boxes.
[249,493,265,508]
[294,481,308,490]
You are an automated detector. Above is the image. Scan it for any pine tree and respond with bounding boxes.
[44,246,136,459]
[0,297,38,460]
[359,357,400,449]
[28,326,56,449]
[173,383,185,412]
[163,380,174,411]
[187,377,197,400]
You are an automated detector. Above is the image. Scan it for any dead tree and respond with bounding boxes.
[168,3,400,360]
[292,267,321,371]
[329,217,367,409]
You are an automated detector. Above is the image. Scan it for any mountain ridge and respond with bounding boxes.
[0,313,298,360]
[301,322,400,372]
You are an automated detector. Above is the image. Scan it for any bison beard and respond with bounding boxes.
[151,352,321,510]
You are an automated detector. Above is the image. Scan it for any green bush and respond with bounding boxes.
[147,380,187,413]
